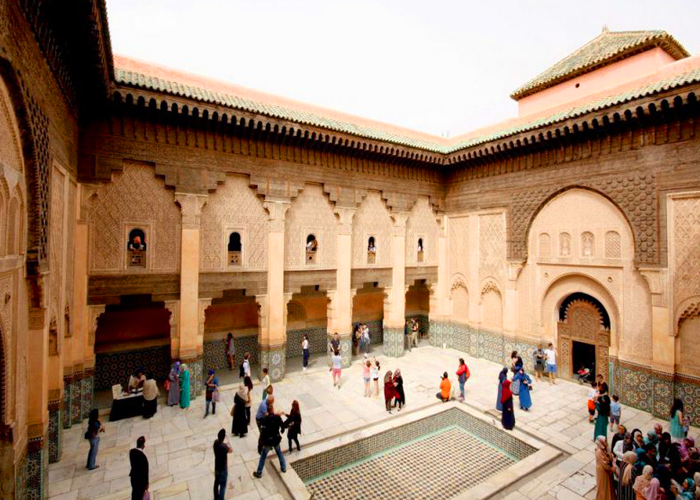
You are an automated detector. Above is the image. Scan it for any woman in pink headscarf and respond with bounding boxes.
[643,477,665,500]
[595,436,615,500]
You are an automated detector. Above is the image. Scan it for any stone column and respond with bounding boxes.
[164,300,180,359]
[261,200,291,382]
[83,305,104,419]
[327,290,351,366]
[333,206,356,366]
[503,262,524,338]
[47,391,62,464]
[383,213,409,357]
[175,193,207,399]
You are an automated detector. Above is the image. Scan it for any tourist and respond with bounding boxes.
[671,398,685,443]
[610,395,621,432]
[213,429,232,500]
[437,372,451,403]
[329,333,340,354]
[253,402,287,478]
[353,325,360,356]
[85,409,104,470]
[244,376,253,425]
[167,361,180,406]
[588,381,598,423]
[129,436,149,500]
[261,368,271,401]
[500,379,515,430]
[330,348,342,389]
[231,383,249,438]
[533,344,545,381]
[409,320,419,350]
[242,352,251,379]
[225,333,235,371]
[456,358,470,401]
[632,465,653,500]
[618,450,638,500]
[513,368,533,411]
[384,370,397,413]
[256,395,273,454]
[393,369,405,411]
[613,432,634,464]
[594,390,611,440]
[643,476,664,500]
[544,342,557,384]
[302,334,310,371]
[611,424,628,457]
[362,359,371,397]
[283,400,303,454]
[496,367,508,411]
[142,373,159,419]
[179,363,191,409]
[594,436,615,500]
[362,325,371,354]
[128,368,146,392]
[510,351,523,373]
[204,369,219,417]
[631,429,645,451]
[371,359,380,397]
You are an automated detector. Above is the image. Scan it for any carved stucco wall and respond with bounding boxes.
[49,166,65,340]
[405,197,438,266]
[285,184,337,269]
[200,174,267,271]
[88,162,180,273]
[0,78,22,175]
[679,316,700,377]
[479,213,505,286]
[672,196,700,311]
[65,181,76,326]
[448,216,469,279]
[352,191,393,268]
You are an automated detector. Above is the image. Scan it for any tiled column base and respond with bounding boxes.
[26,434,47,500]
[339,336,352,368]
[48,399,62,463]
[70,375,83,425]
[260,345,286,382]
[62,377,72,429]
[13,446,27,500]
[189,358,203,401]
[383,327,405,358]
[81,373,94,420]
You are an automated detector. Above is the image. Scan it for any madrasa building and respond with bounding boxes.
[1,1,700,497]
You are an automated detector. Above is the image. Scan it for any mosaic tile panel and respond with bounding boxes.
[652,374,674,419]
[189,359,203,400]
[62,380,72,429]
[48,407,62,463]
[81,376,94,420]
[15,447,27,500]
[382,327,405,358]
[261,346,286,382]
[306,426,515,500]
[70,377,82,425]
[26,438,47,500]
[286,327,328,359]
[292,407,536,483]
[406,314,429,338]
[353,319,384,345]
[94,345,171,390]
[675,376,700,426]
[203,335,259,372]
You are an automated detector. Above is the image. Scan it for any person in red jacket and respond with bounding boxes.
[383,371,398,414]
[456,358,470,401]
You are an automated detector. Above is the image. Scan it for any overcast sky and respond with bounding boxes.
[107,0,700,137]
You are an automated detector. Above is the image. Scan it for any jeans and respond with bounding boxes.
[459,380,465,398]
[87,437,100,469]
[205,400,216,416]
[303,349,309,367]
[213,469,227,500]
[256,444,286,474]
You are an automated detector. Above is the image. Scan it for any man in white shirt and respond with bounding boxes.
[544,342,557,385]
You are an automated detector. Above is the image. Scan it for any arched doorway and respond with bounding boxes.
[557,293,611,381]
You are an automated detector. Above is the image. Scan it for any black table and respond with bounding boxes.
[110,393,144,421]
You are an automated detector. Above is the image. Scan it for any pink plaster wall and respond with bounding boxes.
[518,48,676,117]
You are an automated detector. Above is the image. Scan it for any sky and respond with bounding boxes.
[106,0,700,138]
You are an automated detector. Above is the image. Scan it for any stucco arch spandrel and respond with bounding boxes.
[675,295,700,335]
[510,179,655,264]
[539,273,620,348]
[449,273,469,295]
[479,278,502,304]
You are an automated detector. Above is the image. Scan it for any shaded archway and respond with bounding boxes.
[352,282,385,354]
[285,286,328,363]
[406,280,430,340]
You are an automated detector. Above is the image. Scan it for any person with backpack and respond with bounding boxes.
[253,402,287,478]
[455,358,470,401]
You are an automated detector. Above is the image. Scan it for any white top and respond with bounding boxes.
[243,360,251,377]
[612,439,625,461]
[370,366,379,379]
[544,348,556,364]
[261,375,270,389]
[588,388,597,400]
[331,355,342,370]
[302,339,309,350]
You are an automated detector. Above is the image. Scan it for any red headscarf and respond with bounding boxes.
[501,379,513,404]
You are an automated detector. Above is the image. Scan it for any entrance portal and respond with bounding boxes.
[557,293,611,381]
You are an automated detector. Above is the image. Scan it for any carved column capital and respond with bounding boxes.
[175,193,208,227]
[263,200,292,233]
[334,206,356,235]
[78,183,99,223]
[256,294,269,334]
[638,267,668,308]
[87,305,106,347]
[391,212,410,235]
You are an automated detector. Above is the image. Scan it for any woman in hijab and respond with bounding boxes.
[167,361,180,406]
[384,370,397,414]
[231,383,249,437]
[632,465,653,500]
[595,436,615,500]
[631,429,646,451]
[677,478,696,500]
[594,392,611,441]
[179,363,191,409]
[613,432,633,463]
[393,369,405,411]
[680,436,695,462]
[513,368,533,411]
[501,379,515,430]
[643,477,664,500]
[496,367,508,411]
[617,450,638,500]
[645,429,659,446]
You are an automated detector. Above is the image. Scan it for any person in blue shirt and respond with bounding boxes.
[255,395,273,454]
[513,368,533,411]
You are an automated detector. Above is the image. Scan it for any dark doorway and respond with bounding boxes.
[572,340,596,378]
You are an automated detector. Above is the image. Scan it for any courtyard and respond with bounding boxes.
[47,344,699,500]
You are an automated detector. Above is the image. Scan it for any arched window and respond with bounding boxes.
[127,228,147,267]
[604,231,620,258]
[417,238,424,262]
[228,232,242,266]
[581,232,594,257]
[538,233,551,258]
[367,236,376,264]
[559,232,571,257]
[306,234,318,264]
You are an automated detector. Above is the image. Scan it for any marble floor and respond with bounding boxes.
[48,344,700,500]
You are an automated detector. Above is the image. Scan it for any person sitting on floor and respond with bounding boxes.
[436,372,451,402]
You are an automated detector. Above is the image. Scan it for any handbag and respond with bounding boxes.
[142,491,150,500]
[213,390,221,403]
[163,379,170,391]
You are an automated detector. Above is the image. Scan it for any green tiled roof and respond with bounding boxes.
[115,62,700,156]
[511,30,689,100]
